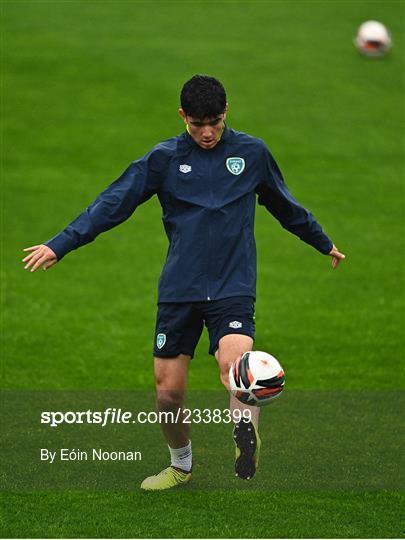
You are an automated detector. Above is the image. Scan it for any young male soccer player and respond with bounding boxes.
[23,75,345,490]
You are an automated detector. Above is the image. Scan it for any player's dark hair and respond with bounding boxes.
[180,75,227,119]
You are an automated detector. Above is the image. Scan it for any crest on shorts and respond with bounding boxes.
[226,157,245,175]
[156,333,166,349]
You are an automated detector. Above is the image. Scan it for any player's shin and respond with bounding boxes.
[156,390,190,450]
[230,394,260,428]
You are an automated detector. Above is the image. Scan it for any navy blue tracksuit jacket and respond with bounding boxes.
[46,127,332,302]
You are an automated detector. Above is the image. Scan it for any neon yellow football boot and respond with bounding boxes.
[140,466,192,491]
[233,419,261,480]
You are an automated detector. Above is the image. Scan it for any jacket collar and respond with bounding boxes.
[177,125,231,154]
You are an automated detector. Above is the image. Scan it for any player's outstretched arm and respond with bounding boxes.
[328,245,345,269]
[22,245,58,272]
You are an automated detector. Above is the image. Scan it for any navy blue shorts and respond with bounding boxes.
[153,296,255,358]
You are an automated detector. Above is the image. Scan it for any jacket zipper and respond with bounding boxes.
[207,152,214,301]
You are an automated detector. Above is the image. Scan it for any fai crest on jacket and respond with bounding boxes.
[226,157,245,175]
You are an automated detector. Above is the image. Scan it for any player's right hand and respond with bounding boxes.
[328,244,346,269]
[22,244,58,272]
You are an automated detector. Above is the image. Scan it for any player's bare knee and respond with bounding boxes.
[156,388,184,412]
[219,366,231,391]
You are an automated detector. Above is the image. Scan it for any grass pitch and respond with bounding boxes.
[2,0,404,537]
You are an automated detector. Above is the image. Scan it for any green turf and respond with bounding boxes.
[1,0,404,537]
[1,491,403,538]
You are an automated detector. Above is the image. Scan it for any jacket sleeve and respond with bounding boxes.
[45,148,164,261]
[256,142,333,254]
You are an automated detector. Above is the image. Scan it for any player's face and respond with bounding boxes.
[179,108,227,150]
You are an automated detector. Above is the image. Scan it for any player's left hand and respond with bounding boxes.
[328,245,345,269]
[22,244,58,272]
